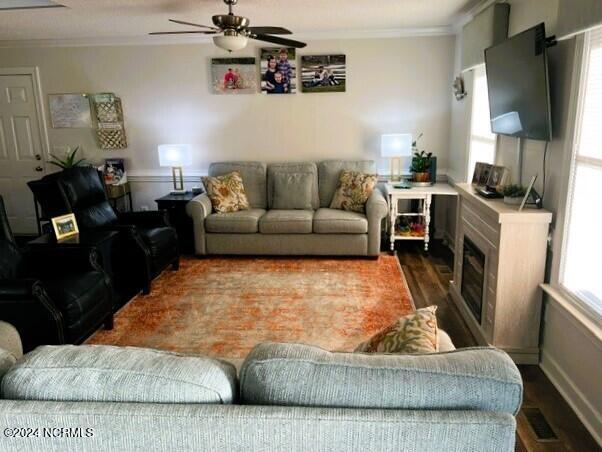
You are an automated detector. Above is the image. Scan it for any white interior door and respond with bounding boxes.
[0,74,46,234]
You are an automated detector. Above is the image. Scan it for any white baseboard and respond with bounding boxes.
[540,350,602,446]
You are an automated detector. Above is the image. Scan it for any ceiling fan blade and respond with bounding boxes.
[247,26,292,35]
[251,34,307,48]
[149,31,218,35]
[168,19,220,30]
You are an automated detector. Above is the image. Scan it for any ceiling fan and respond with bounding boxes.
[150,0,307,52]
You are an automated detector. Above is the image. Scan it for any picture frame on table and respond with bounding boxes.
[487,165,510,191]
[472,162,493,186]
[51,213,79,241]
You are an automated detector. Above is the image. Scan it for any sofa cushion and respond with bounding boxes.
[330,170,378,213]
[259,210,313,234]
[267,163,319,210]
[355,306,438,354]
[313,208,368,234]
[318,160,376,207]
[209,162,267,209]
[272,172,314,210]
[202,171,250,213]
[206,209,266,234]
[240,342,523,414]
[1,345,237,404]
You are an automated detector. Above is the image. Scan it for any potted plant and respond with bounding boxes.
[48,146,87,170]
[501,184,526,205]
[410,133,433,183]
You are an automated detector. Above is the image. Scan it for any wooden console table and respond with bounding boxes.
[385,183,458,251]
[450,183,552,364]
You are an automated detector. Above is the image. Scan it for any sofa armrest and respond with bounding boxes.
[365,185,389,256]
[186,193,213,255]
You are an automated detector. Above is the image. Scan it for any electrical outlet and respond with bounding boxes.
[140,205,149,211]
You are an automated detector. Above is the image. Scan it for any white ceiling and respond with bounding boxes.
[0,0,481,43]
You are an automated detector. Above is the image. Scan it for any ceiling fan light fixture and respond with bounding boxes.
[213,33,248,52]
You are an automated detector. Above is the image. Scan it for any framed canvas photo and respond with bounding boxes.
[211,57,257,94]
[260,47,296,94]
[301,54,346,93]
[51,213,79,241]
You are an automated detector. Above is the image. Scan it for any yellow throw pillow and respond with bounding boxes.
[201,171,250,213]
[355,306,439,354]
[329,170,378,213]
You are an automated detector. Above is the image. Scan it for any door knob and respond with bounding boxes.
[35,166,43,172]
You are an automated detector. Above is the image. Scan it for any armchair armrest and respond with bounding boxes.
[118,211,170,228]
[0,278,40,301]
[24,247,102,277]
[0,279,65,351]
[186,193,212,255]
[366,185,389,257]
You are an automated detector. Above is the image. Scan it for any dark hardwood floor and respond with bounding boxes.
[395,240,599,452]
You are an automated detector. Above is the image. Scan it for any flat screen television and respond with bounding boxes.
[484,23,552,141]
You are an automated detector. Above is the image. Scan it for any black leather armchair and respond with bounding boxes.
[0,196,113,352]
[56,167,179,294]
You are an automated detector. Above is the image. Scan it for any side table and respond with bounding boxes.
[106,182,133,213]
[386,183,458,252]
[156,192,197,254]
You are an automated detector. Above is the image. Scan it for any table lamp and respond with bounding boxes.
[381,134,412,181]
[158,144,192,194]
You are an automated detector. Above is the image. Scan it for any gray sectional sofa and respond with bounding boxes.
[186,160,389,256]
[0,321,522,451]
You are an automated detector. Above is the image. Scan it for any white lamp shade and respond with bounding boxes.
[158,144,192,167]
[380,134,412,157]
[213,34,248,51]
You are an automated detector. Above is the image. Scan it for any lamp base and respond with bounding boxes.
[169,189,187,195]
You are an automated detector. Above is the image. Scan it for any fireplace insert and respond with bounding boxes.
[461,237,485,323]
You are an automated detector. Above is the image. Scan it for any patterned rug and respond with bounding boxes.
[87,255,414,361]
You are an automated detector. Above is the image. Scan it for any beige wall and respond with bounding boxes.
[0,36,454,208]
[449,0,601,443]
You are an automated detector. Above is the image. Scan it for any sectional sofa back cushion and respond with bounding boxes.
[267,163,319,210]
[1,345,237,404]
[318,160,376,208]
[209,162,267,209]
[240,342,522,414]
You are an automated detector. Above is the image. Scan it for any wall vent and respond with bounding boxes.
[523,407,559,441]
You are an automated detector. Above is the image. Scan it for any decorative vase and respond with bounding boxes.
[412,171,430,183]
[503,196,523,205]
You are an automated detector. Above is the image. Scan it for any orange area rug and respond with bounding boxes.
[87,255,414,361]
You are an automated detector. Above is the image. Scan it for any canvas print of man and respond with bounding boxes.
[301,55,346,93]
[261,48,297,94]
[211,58,257,94]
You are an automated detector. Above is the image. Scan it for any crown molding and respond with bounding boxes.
[0,26,454,48]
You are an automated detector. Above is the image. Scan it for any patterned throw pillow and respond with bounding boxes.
[329,170,378,213]
[354,306,439,354]
[201,171,250,213]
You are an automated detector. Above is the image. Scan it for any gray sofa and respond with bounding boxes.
[0,321,522,451]
[186,160,389,256]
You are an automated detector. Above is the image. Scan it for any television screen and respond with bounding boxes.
[484,23,552,141]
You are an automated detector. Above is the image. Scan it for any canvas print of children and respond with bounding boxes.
[211,58,257,94]
[261,47,297,94]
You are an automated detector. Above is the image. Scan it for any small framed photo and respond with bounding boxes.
[51,213,79,241]
[472,162,493,186]
[487,165,510,191]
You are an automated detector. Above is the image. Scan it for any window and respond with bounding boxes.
[560,27,602,317]
[467,65,496,182]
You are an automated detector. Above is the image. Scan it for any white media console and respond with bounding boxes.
[450,183,552,364]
